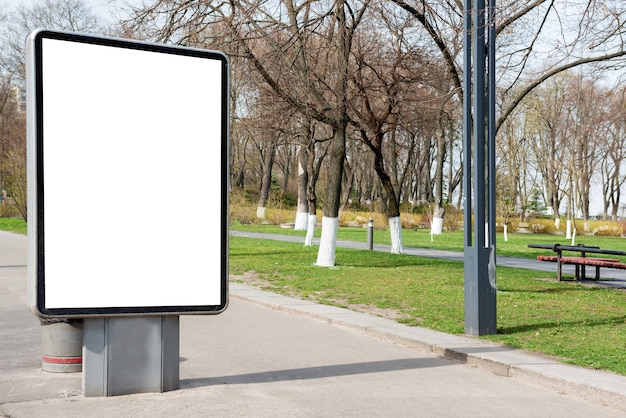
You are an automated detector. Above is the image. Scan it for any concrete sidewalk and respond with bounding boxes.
[2,231,626,417]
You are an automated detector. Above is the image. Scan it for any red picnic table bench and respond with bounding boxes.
[528,243,626,281]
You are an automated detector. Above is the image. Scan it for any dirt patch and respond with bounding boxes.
[231,271,415,321]
[331,299,414,321]
[232,270,271,287]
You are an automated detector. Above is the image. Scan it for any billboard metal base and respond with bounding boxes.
[82,316,179,397]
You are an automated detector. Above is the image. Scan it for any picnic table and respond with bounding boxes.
[528,243,626,281]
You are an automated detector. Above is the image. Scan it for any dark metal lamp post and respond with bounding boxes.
[463,0,498,336]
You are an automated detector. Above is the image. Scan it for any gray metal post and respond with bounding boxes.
[463,0,472,245]
[463,0,497,336]
[82,316,179,397]
[367,218,374,250]
[488,0,497,251]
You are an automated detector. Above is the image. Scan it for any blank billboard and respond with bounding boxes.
[26,30,229,317]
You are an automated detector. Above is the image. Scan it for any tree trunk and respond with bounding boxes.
[433,119,447,215]
[305,131,321,246]
[256,140,277,219]
[315,0,350,267]
[373,149,402,254]
[294,144,309,230]
[316,125,347,266]
[388,216,403,254]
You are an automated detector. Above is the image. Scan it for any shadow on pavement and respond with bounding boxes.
[181,357,452,388]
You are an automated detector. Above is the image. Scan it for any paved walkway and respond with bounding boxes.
[1,231,626,417]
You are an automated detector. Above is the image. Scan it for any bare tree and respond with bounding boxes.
[0,0,102,82]
[349,11,413,253]
[348,4,455,252]
[525,74,570,226]
[0,74,27,219]
[599,87,626,220]
[0,0,103,222]
[563,74,604,229]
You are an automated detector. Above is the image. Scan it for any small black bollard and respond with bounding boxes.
[367,218,374,250]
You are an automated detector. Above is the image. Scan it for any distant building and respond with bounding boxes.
[14,86,26,113]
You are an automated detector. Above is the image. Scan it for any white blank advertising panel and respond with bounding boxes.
[26,30,229,317]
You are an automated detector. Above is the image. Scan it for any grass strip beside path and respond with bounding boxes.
[0,218,27,235]
[230,235,626,376]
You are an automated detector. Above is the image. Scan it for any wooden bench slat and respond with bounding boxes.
[535,253,626,281]
[576,260,626,268]
[536,256,620,264]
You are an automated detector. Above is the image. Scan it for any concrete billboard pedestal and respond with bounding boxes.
[40,319,83,373]
[82,316,179,397]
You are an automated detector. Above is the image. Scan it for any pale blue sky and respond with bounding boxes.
[1,0,133,22]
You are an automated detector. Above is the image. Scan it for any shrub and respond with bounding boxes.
[230,203,255,225]
[443,206,463,232]
[400,212,419,229]
[0,203,19,218]
[339,210,387,229]
[265,208,293,225]
[525,218,556,234]
[588,220,622,237]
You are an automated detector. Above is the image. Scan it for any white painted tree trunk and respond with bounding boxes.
[566,219,572,239]
[389,216,403,254]
[294,211,308,230]
[294,154,308,231]
[316,216,338,266]
[503,224,508,242]
[554,217,560,230]
[431,217,444,235]
[256,206,266,219]
[304,215,316,246]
